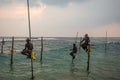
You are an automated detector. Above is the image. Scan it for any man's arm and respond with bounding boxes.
[80,38,84,43]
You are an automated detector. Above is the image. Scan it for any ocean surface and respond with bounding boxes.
[0,37,120,80]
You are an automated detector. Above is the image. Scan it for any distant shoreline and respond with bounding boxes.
[0,36,120,39]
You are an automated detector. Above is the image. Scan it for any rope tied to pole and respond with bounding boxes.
[10,48,14,55]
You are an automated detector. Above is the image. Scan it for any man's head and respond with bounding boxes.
[26,38,30,43]
[73,43,76,47]
[85,34,88,37]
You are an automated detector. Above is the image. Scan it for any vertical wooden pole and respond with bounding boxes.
[105,31,107,53]
[72,58,74,64]
[1,37,4,54]
[10,36,14,64]
[40,37,43,64]
[71,32,78,63]
[79,37,82,52]
[27,0,31,40]
[27,0,34,79]
[87,52,90,71]
[87,45,91,72]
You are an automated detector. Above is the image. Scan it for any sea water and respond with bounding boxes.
[0,37,120,80]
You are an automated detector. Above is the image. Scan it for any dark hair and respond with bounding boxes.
[26,38,30,42]
[73,43,76,46]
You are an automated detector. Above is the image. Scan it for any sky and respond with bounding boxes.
[0,0,120,37]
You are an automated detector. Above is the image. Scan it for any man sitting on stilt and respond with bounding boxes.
[80,34,90,52]
[70,43,77,60]
[21,38,33,58]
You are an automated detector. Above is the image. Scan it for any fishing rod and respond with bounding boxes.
[75,32,78,44]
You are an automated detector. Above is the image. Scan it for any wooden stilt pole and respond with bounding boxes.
[40,37,43,64]
[71,32,78,63]
[87,52,90,71]
[1,37,4,54]
[87,45,91,72]
[79,37,82,52]
[10,36,14,65]
[27,0,34,79]
[105,31,107,53]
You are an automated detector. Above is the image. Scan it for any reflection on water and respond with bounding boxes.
[10,64,14,71]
